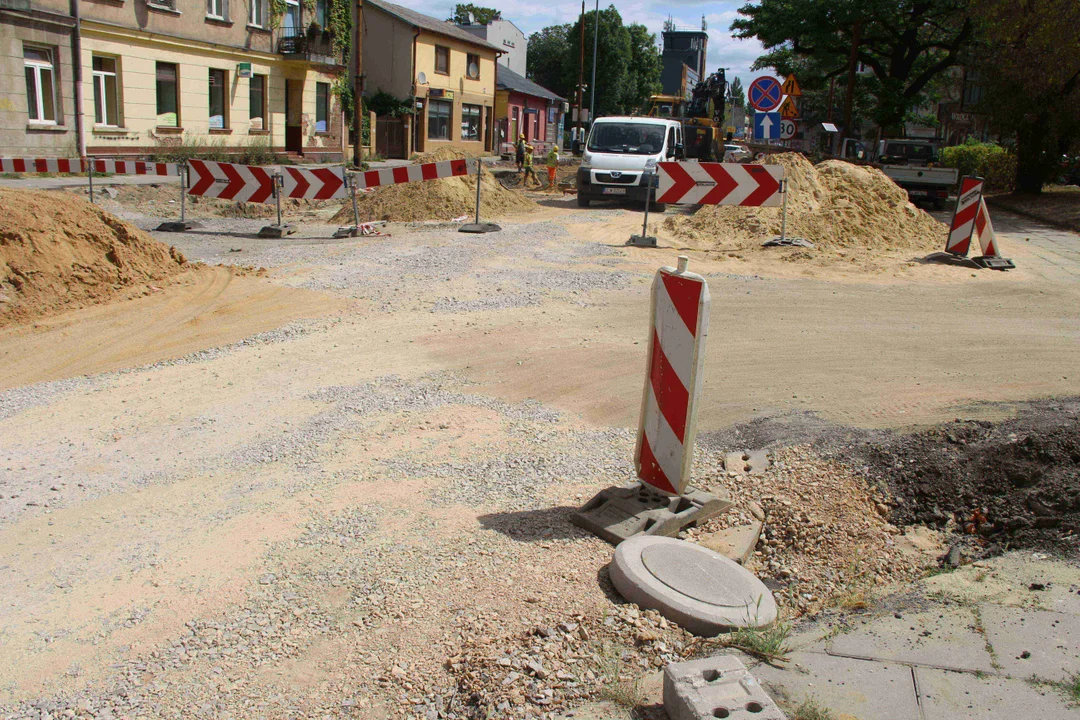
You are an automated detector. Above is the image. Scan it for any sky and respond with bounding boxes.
[387,0,767,89]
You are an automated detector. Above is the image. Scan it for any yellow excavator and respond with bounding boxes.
[644,70,727,161]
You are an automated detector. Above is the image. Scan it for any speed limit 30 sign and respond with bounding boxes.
[780,119,798,140]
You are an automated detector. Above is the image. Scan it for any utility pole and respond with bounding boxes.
[575,0,585,151]
[589,0,599,125]
[841,19,862,156]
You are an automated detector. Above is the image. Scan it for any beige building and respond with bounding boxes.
[1,0,353,160]
[362,0,498,158]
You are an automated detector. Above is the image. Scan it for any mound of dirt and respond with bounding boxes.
[664,153,946,256]
[857,400,1080,555]
[0,187,189,326]
[334,149,537,223]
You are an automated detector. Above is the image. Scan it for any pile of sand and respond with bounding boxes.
[664,153,947,255]
[334,147,537,223]
[0,187,189,326]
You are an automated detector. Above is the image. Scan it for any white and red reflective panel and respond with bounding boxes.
[974,198,1000,257]
[187,159,276,203]
[352,158,474,190]
[0,157,82,173]
[281,166,347,200]
[634,262,711,496]
[86,159,178,176]
[657,162,784,207]
[946,176,984,256]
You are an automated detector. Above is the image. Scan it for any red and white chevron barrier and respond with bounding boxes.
[0,157,82,173]
[946,177,984,256]
[187,159,276,203]
[973,198,999,257]
[281,166,346,200]
[87,159,178,176]
[634,258,711,496]
[352,158,474,190]
[656,162,784,206]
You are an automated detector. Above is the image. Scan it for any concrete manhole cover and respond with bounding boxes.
[610,536,777,636]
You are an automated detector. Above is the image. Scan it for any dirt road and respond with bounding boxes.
[1,197,1078,718]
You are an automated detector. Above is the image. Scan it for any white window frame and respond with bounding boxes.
[24,46,57,125]
[249,0,265,27]
[92,56,119,127]
[207,0,224,19]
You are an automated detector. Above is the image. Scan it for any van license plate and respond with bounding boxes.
[602,187,627,195]
[909,190,928,196]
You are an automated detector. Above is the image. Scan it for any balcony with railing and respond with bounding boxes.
[277,24,344,66]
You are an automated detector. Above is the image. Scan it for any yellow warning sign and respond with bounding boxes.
[782,74,802,97]
[778,96,799,119]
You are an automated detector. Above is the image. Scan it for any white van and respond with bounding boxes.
[576,116,683,208]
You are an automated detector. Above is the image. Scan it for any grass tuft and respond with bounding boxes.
[788,697,835,720]
[593,640,644,708]
[722,621,792,665]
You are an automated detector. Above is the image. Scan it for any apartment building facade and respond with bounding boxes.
[362,0,498,158]
[1,0,350,160]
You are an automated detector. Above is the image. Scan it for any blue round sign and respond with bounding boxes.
[748,76,783,112]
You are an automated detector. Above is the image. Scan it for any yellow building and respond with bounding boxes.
[361,0,498,158]
[1,0,354,160]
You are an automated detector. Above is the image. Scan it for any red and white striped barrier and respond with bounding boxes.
[634,258,711,496]
[973,198,999,257]
[946,177,984,256]
[187,159,276,203]
[0,157,82,173]
[352,158,474,191]
[86,159,178,176]
[281,166,347,200]
[657,162,784,206]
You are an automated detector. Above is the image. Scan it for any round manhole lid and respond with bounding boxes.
[641,543,754,607]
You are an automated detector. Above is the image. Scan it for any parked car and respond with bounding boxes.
[723,144,752,162]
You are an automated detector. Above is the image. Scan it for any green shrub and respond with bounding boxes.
[940,140,1016,192]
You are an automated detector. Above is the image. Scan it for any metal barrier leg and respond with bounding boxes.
[763,179,812,248]
[258,174,297,238]
[87,159,94,205]
[459,160,501,234]
[156,161,201,231]
[627,179,658,247]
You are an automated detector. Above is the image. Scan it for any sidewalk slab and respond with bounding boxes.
[752,651,920,720]
[827,608,996,673]
[915,667,1072,720]
[979,604,1080,682]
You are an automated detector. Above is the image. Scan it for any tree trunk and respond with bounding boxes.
[1015,114,1051,195]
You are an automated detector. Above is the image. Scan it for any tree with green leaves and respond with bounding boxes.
[567,6,632,117]
[447,4,500,25]
[624,24,663,112]
[967,0,1080,192]
[527,24,574,99]
[726,77,745,112]
[732,0,974,132]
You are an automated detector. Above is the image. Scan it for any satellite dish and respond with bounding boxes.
[468,62,479,78]
[417,71,428,85]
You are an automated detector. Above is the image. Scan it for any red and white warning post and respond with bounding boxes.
[634,256,711,496]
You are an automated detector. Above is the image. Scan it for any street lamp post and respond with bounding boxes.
[589,0,598,124]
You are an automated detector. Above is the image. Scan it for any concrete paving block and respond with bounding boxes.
[699,521,763,565]
[751,651,921,720]
[664,655,785,720]
[725,450,770,476]
[978,604,1080,681]
[610,536,777,636]
[915,667,1072,720]
[827,608,996,673]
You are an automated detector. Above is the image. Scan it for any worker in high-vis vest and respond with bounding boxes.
[545,146,559,190]
[522,144,538,188]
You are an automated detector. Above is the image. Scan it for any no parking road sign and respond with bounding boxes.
[748,76,783,112]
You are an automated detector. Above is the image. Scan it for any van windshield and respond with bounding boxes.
[588,123,667,155]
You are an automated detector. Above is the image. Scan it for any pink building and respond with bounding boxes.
[495,66,566,155]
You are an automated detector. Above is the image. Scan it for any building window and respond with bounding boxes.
[249,74,266,130]
[209,68,228,129]
[207,0,225,19]
[156,62,179,127]
[249,0,265,26]
[92,56,120,127]
[24,47,57,124]
[435,45,449,75]
[466,53,480,80]
[315,81,329,132]
[428,99,451,140]
[461,103,481,141]
[283,0,299,33]
[314,0,327,27]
